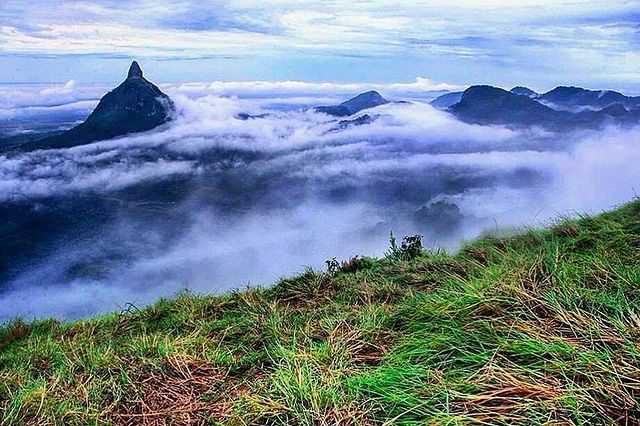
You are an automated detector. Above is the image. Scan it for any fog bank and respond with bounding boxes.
[1,83,638,320]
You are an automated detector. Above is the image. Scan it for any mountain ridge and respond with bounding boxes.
[432,84,640,118]
[449,85,640,130]
[538,86,640,111]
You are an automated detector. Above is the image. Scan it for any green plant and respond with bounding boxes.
[386,232,424,261]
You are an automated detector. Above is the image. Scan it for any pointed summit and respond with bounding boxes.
[127,61,143,79]
[24,61,173,150]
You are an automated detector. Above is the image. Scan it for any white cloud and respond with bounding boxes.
[164,77,461,98]
[0,1,637,89]
[0,81,105,109]
[2,83,640,320]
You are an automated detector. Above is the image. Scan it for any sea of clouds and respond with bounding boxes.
[0,79,639,320]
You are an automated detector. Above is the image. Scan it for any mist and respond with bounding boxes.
[1,81,639,321]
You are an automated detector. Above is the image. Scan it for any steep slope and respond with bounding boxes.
[315,91,389,117]
[22,61,173,151]
[2,199,640,424]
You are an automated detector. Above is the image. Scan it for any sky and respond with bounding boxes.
[0,1,639,92]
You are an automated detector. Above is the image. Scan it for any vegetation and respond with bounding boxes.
[1,200,640,425]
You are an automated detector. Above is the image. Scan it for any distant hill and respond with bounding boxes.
[450,85,567,128]
[538,86,640,111]
[430,91,463,109]
[432,87,539,110]
[20,61,173,151]
[450,85,640,130]
[315,91,389,117]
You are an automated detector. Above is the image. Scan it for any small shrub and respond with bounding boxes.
[339,256,374,273]
[326,256,377,275]
[385,232,423,261]
[326,258,340,275]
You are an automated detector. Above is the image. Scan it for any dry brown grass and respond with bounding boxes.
[112,353,233,425]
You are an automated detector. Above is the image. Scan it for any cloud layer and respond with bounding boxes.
[1,83,639,321]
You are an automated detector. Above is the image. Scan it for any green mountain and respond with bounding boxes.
[22,61,173,151]
[2,199,640,424]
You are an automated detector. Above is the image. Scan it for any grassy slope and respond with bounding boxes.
[1,200,640,425]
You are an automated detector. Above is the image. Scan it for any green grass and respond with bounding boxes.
[1,200,640,425]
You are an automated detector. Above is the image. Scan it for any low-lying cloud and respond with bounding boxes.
[0,83,639,321]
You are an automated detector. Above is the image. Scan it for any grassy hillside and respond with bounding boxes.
[1,200,640,425]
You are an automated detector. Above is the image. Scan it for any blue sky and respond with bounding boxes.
[0,0,638,92]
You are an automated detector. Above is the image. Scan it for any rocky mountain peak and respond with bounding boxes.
[127,61,144,79]
[23,60,173,151]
